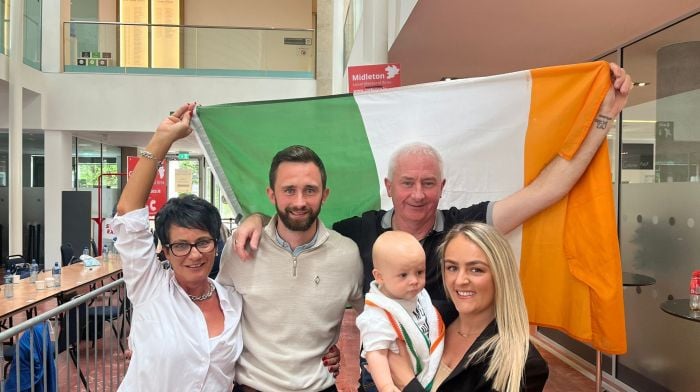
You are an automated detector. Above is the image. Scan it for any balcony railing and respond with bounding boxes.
[63,21,316,78]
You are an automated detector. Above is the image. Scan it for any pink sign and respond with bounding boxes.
[348,63,401,93]
[127,156,168,217]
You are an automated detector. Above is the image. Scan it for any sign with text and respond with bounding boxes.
[174,168,193,194]
[348,63,401,93]
[127,156,168,216]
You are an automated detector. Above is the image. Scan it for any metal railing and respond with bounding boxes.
[0,278,129,391]
[63,21,316,78]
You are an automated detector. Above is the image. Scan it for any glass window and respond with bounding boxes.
[23,0,42,69]
[618,13,700,392]
[76,138,105,189]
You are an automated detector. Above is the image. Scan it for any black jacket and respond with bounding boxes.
[403,320,549,392]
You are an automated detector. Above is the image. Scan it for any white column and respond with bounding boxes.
[44,131,74,269]
[41,0,68,72]
[362,0,388,64]
[8,0,25,256]
[331,0,345,94]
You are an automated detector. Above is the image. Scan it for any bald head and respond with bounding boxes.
[372,231,427,300]
[373,231,425,271]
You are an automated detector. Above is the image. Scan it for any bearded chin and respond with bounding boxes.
[276,206,319,232]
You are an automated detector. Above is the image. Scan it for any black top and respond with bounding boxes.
[403,320,549,392]
[332,202,489,304]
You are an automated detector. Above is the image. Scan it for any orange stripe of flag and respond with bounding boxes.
[521,61,626,354]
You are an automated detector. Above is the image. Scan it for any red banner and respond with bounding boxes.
[348,63,401,93]
[127,156,168,217]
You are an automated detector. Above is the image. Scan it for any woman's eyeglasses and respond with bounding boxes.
[164,238,216,257]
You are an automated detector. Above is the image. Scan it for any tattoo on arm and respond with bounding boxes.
[594,114,613,130]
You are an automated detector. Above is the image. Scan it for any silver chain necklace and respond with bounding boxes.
[189,281,215,302]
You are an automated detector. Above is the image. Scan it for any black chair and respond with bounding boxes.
[88,305,127,352]
[60,243,79,267]
[6,255,30,279]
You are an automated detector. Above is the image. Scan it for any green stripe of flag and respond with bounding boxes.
[195,95,381,225]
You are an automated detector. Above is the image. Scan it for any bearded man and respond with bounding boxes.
[217,145,364,392]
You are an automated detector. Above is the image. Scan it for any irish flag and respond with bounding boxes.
[193,61,626,354]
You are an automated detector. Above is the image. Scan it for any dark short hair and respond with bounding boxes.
[268,145,327,189]
[154,194,221,246]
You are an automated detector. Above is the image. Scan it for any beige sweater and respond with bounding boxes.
[217,217,364,391]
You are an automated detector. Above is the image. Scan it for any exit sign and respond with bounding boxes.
[178,152,190,160]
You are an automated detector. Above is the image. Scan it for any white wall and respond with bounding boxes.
[0,54,7,80]
[42,72,316,132]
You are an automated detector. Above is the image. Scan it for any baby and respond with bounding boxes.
[356,231,445,392]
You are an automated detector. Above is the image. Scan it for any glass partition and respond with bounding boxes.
[63,22,316,78]
[23,0,41,69]
[0,0,8,55]
[617,13,700,392]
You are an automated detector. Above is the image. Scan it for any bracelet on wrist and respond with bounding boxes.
[139,150,163,165]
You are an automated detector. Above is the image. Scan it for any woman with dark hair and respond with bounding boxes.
[113,103,243,391]
[392,222,548,392]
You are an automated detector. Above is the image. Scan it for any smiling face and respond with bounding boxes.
[442,234,495,322]
[163,225,216,290]
[267,161,329,233]
[385,153,446,228]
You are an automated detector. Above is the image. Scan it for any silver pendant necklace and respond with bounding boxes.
[189,281,215,302]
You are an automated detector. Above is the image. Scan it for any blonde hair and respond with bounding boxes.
[438,222,530,392]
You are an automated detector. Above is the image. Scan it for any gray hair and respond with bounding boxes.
[387,142,444,180]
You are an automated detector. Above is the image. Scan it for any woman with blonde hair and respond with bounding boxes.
[393,222,548,391]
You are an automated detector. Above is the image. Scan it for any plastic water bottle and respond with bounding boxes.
[83,246,90,257]
[4,274,13,298]
[29,259,39,283]
[690,270,700,311]
[103,244,110,262]
[52,262,62,287]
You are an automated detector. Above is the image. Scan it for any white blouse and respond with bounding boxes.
[114,208,243,391]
